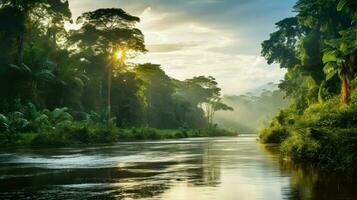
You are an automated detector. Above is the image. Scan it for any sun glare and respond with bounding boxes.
[115,50,124,60]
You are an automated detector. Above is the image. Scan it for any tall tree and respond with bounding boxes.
[0,0,72,109]
[262,0,355,109]
[186,76,233,126]
[70,8,146,113]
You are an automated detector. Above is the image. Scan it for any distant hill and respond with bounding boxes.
[243,82,279,96]
[215,83,289,134]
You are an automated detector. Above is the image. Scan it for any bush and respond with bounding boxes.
[201,128,237,137]
[66,124,90,144]
[261,90,357,169]
[280,130,320,162]
[129,128,162,140]
[174,129,188,138]
[259,117,290,144]
[259,126,289,144]
[31,132,69,146]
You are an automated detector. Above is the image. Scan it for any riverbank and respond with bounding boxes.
[259,90,357,170]
[0,126,237,147]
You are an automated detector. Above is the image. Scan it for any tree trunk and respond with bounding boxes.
[17,33,25,65]
[107,68,112,123]
[341,73,349,104]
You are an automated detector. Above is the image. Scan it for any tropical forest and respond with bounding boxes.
[0,0,356,199]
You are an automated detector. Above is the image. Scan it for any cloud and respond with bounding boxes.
[146,43,198,53]
[138,7,234,48]
[131,5,286,94]
[67,0,295,95]
[133,49,286,94]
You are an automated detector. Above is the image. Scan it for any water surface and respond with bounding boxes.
[0,135,356,200]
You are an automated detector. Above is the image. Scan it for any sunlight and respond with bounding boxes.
[1,0,356,199]
[114,50,124,61]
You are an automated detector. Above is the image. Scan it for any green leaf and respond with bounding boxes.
[0,114,9,123]
[0,114,9,132]
[51,107,73,124]
[34,114,49,125]
[17,118,30,129]
[9,64,21,71]
[21,64,31,73]
[35,69,55,82]
[9,63,31,73]
[73,77,85,87]
[326,71,337,80]
[323,62,336,73]
[323,63,338,80]
[343,45,357,56]
[79,74,90,81]
[322,51,338,63]
[337,0,347,11]
[13,111,24,118]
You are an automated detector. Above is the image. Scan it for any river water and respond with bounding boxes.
[0,135,356,200]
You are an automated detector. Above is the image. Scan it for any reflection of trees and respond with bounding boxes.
[188,141,221,187]
[0,141,226,199]
[261,145,357,200]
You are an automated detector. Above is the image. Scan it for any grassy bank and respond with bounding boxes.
[1,126,237,147]
[259,90,357,170]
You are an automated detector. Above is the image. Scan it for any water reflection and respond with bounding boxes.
[262,145,357,200]
[0,136,356,199]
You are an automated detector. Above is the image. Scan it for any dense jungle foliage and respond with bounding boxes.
[259,0,357,169]
[0,0,235,145]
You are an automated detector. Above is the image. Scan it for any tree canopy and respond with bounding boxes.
[0,3,231,130]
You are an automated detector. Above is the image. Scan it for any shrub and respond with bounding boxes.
[130,128,162,140]
[261,90,357,169]
[31,132,68,146]
[174,129,188,138]
[66,124,90,144]
[280,130,320,162]
[259,118,289,143]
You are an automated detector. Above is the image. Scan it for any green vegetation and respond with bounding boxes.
[260,90,357,169]
[259,0,357,169]
[10,127,237,147]
[0,1,235,146]
[0,103,237,147]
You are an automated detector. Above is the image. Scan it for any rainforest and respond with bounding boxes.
[0,0,356,199]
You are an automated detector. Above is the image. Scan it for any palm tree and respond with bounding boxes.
[322,28,356,104]
[10,62,55,102]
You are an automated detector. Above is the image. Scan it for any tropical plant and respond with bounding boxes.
[322,28,357,104]
[19,103,49,131]
[0,111,30,142]
[85,107,116,127]
[43,107,73,129]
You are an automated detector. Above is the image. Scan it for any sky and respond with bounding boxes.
[66,0,296,95]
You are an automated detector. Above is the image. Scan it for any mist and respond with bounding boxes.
[214,83,289,133]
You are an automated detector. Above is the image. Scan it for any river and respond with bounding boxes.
[0,135,356,200]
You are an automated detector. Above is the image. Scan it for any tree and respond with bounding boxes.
[70,8,147,117]
[261,17,301,69]
[0,0,71,65]
[135,63,177,128]
[322,28,357,104]
[186,76,233,126]
[0,0,72,110]
[70,8,146,57]
[262,0,355,109]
